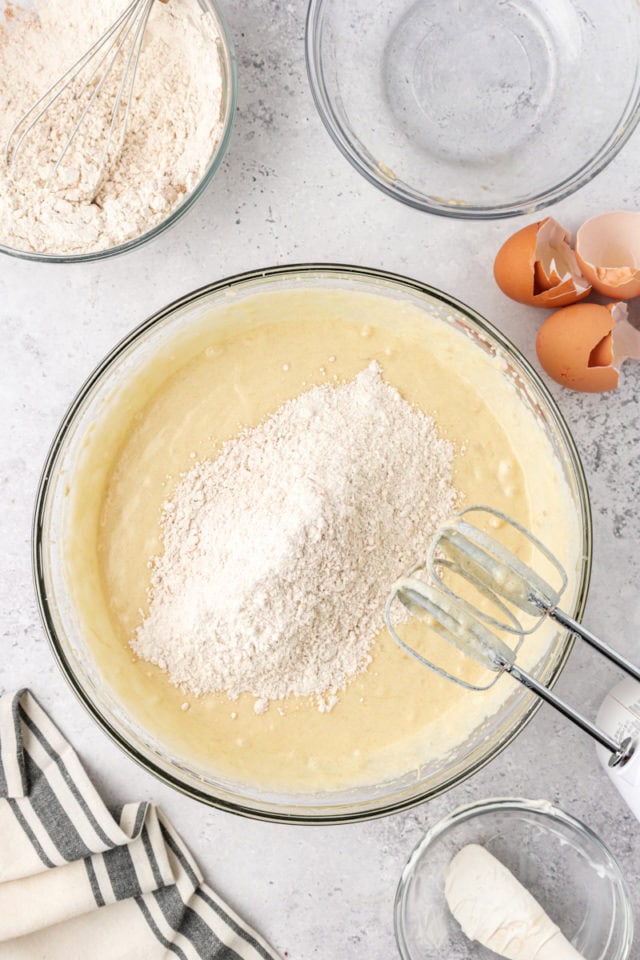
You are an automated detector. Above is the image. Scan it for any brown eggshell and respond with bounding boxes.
[536,303,619,393]
[494,218,591,307]
[494,220,544,303]
[576,211,640,299]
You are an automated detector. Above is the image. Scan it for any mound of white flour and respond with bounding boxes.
[0,0,224,254]
[133,363,459,711]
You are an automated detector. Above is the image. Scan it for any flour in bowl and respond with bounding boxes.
[0,0,225,254]
[132,363,459,711]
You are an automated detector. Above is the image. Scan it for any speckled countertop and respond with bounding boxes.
[2,2,640,957]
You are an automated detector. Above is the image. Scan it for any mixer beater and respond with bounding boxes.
[385,506,640,769]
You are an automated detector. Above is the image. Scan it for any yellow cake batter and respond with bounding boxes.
[64,286,582,795]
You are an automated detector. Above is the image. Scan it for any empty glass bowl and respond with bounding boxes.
[395,797,634,959]
[306,0,640,219]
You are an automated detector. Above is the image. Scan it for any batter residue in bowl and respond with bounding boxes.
[65,288,580,793]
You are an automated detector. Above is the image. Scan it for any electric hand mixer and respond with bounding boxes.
[385,506,640,816]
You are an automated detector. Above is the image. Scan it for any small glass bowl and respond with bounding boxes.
[306,0,640,219]
[395,797,634,960]
[0,0,236,263]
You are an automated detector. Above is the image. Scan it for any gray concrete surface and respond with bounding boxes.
[1,2,639,956]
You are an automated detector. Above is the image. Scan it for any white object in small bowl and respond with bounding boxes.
[445,844,584,959]
[395,797,634,960]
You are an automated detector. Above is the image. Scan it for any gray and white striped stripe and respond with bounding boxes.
[0,691,28,798]
[0,690,280,960]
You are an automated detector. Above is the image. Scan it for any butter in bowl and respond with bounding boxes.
[395,797,634,960]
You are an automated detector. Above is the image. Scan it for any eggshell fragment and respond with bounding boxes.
[536,302,619,393]
[576,211,640,299]
[611,303,640,365]
[494,218,591,307]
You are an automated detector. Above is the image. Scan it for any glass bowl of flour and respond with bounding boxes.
[0,0,236,262]
[33,265,592,822]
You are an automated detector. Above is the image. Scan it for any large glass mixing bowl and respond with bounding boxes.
[33,265,592,822]
[306,0,640,219]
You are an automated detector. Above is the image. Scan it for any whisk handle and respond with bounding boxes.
[503,659,634,766]
[549,608,640,683]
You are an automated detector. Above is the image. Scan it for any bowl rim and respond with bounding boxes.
[394,796,635,960]
[32,263,592,823]
[305,0,640,220]
[0,0,237,263]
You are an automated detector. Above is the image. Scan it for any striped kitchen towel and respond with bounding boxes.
[0,689,280,960]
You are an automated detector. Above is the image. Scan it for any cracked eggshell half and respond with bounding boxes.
[494,218,591,307]
[536,302,620,393]
[575,211,640,299]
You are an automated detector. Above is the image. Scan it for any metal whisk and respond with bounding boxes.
[5,0,168,190]
[385,506,640,768]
